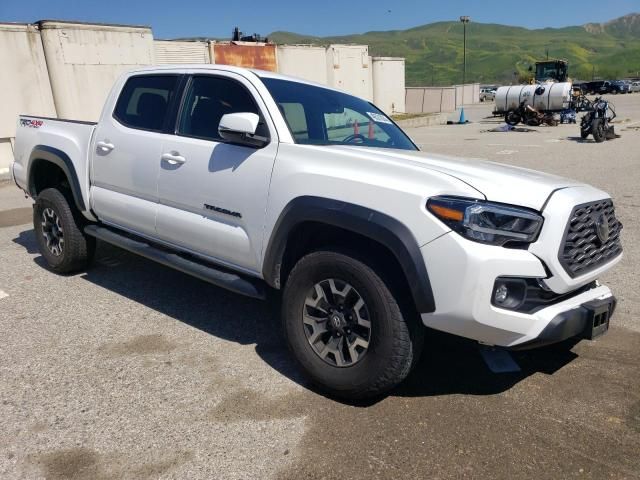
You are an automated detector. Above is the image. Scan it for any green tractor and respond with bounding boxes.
[533,59,569,83]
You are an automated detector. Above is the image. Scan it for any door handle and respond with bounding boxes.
[161,152,186,165]
[96,140,114,153]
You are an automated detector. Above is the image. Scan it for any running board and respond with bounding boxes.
[84,225,266,300]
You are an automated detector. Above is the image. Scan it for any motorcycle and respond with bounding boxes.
[580,97,616,143]
[505,101,558,127]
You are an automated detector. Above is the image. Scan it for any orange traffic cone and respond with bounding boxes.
[368,121,374,139]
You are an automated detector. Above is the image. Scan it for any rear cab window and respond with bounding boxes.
[113,75,179,132]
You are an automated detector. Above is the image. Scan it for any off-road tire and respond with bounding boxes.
[33,188,95,273]
[282,250,424,400]
[592,118,606,143]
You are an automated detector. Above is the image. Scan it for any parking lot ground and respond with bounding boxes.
[1,94,640,480]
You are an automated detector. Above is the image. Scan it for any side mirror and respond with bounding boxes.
[218,112,269,148]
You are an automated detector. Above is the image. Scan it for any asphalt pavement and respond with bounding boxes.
[1,95,639,479]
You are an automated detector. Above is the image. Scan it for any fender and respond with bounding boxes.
[27,145,86,212]
[263,196,436,313]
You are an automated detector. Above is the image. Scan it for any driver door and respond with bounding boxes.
[156,72,278,273]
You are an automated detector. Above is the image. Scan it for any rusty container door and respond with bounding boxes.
[213,43,277,71]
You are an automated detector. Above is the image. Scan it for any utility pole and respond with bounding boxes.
[460,16,470,106]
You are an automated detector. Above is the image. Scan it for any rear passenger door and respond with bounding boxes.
[156,72,278,273]
[91,74,180,238]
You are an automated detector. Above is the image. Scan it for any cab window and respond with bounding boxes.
[113,75,178,132]
[178,76,269,142]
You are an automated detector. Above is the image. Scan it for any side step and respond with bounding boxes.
[84,225,266,300]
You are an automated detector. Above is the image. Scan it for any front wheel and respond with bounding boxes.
[505,111,521,126]
[33,188,95,273]
[592,118,606,143]
[282,251,423,400]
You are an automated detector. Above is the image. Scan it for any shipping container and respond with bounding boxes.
[276,45,328,84]
[155,40,210,64]
[326,45,373,101]
[372,57,405,114]
[212,42,277,71]
[39,20,154,121]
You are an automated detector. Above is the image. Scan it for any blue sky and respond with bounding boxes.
[1,0,637,39]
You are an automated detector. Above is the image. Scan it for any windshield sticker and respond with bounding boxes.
[366,112,392,124]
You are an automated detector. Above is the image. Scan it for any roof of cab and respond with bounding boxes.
[123,64,345,94]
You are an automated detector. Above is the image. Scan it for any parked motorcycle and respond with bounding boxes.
[505,101,558,127]
[580,97,616,143]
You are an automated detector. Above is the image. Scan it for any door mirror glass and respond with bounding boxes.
[218,112,268,148]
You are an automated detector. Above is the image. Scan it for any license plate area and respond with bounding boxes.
[582,299,613,340]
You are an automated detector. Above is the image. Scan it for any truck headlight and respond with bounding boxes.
[427,196,543,247]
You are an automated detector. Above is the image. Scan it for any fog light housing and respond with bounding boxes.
[494,284,509,304]
[491,278,528,310]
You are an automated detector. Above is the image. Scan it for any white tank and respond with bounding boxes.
[495,82,572,113]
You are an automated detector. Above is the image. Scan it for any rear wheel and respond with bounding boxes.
[282,251,423,400]
[592,118,606,143]
[33,188,95,273]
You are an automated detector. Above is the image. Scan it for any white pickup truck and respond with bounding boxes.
[12,65,623,399]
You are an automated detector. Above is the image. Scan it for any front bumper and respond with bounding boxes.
[510,296,616,350]
[419,231,617,348]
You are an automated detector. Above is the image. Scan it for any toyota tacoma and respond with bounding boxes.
[12,65,623,399]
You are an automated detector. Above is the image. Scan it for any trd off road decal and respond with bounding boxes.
[20,119,44,128]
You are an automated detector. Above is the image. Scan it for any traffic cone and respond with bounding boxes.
[368,120,374,139]
[458,107,466,124]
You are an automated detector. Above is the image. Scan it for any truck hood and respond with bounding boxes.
[334,146,585,211]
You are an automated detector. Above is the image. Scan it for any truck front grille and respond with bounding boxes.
[559,199,622,277]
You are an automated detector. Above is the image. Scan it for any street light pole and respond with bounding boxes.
[460,16,470,106]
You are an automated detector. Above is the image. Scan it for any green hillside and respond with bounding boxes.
[269,14,640,86]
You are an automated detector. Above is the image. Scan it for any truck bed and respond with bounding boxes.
[12,115,97,216]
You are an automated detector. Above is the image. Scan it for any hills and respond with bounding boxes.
[268,14,640,86]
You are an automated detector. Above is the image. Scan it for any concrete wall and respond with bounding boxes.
[276,45,328,84]
[0,23,57,178]
[40,21,154,122]
[405,87,457,114]
[155,40,210,64]
[326,45,373,101]
[453,84,480,107]
[0,21,408,180]
[372,57,405,114]
[406,84,480,114]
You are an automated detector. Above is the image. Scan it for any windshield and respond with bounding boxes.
[261,78,417,151]
[535,62,567,82]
